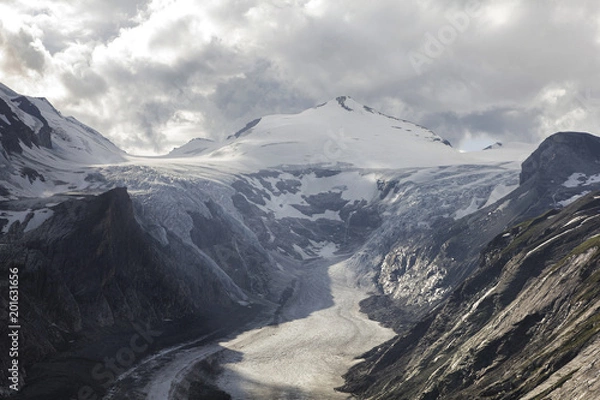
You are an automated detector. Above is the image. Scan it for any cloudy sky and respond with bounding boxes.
[1,0,600,155]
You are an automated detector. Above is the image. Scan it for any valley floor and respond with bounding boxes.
[103,256,395,399]
[215,256,395,399]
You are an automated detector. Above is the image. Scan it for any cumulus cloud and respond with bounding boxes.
[209,61,315,128]
[421,106,543,147]
[1,0,600,154]
[0,25,47,75]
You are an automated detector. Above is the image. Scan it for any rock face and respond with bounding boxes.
[360,131,600,331]
[0,188,252,399]
[10,96,53,149]
[341,192,600,399]
[517,131,600,216]
[0,97,44,154]
[339,133,600,399]
[228,168,384,260]
[353,166,523,330]
[520,131,600,185]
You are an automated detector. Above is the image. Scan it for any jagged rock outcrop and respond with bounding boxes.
[0,97,43,155]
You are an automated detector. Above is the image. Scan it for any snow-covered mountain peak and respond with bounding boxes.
[0,83,124,163]
[327,95,363,112]
[313,95,407,120]
[168,137,216,157]
[0,83,126,199]
[171,97,464,170]
[483,141,503,150]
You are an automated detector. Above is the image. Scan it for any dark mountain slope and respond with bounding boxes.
[342,192,600,400]
[0,188,256,399]
[362,132,600,332]
[520,131,600,185]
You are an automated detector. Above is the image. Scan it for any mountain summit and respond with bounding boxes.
[169,96,462,169]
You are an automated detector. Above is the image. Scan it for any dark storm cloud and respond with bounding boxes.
[208,61,315,133]
[2,0,600,154]
[133,101,177,152]
[421,107,543,146]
